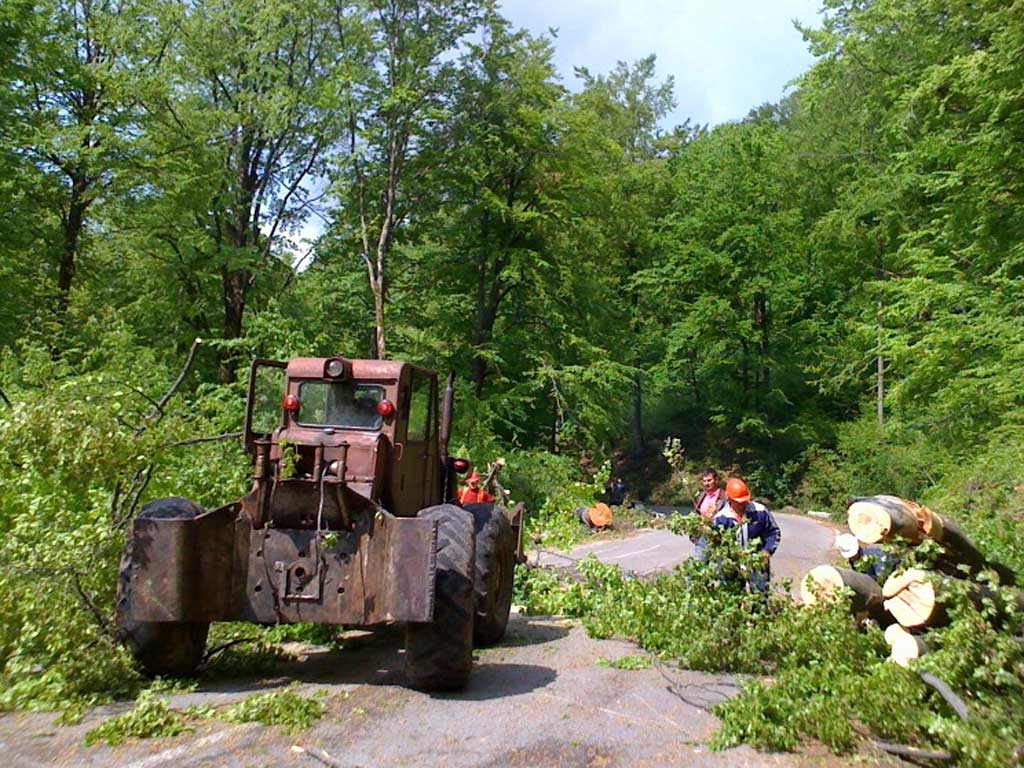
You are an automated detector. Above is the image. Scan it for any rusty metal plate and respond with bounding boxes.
[129,504,438,627]
[242,511,437,625]
[129,505,238,622]
[130,516,196,622]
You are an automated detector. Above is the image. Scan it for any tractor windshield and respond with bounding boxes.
[297,381,384,429]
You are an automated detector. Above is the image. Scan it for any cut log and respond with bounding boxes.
[883,568,1024,628]
[928,512,1016,587]
[849,496,1017,586]
[848,495,927,544]
[577,503,613,529]
[801,565,891,624]
[884,624,928,667]
[883,569,941,628]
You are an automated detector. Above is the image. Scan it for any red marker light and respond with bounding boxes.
[452,458,470,473]
[376,399,395,417]
[282,394,300,412]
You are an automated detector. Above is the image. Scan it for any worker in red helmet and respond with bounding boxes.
[458,471,494,506]
[710,477,781,594]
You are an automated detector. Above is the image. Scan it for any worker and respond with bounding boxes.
[835,533,898,582]
[458,471,494,505]
[607,477,626,506]
[710,477,781,594]
[692,467,726,561]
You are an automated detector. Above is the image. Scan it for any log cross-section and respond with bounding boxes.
[884,624,928,667]
[882,569,939,628]
[801,565,891,624]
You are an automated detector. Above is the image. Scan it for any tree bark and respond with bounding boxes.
[218,266,250,382]
[849,496,1017,585]
[631,375,645,452]
[57,173,90,326]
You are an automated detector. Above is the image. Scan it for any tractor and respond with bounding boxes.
[115,356,522,691]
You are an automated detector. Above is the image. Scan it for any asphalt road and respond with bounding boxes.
[0,514,856,768]
[538,510,838,589]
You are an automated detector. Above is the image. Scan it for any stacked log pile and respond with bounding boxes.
[800,495,1020,667]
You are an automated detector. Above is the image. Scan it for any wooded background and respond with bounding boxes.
[5,0,1023,504]
[2,2,1024,758]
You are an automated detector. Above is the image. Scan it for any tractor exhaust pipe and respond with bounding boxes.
[440,371,454,464]
[440,372,455,500]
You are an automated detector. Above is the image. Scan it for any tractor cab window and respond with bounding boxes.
[297,381,384,429]
[406,372,432,442]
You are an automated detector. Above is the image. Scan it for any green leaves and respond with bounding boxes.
[220,687,325,734]
[84,691,193,746]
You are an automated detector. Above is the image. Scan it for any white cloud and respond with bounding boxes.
[498,0,822,126]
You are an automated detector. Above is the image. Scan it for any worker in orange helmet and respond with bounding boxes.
[458,471,494,506]
[710,477,781,594]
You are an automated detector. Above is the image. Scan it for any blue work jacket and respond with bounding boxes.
[712,501,782,555]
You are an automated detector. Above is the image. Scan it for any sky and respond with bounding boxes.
[497,0,823,127]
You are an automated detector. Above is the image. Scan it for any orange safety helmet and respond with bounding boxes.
[467,471,482,486]
[725,477,751,503]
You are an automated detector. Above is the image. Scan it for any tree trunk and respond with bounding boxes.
[849,496,1016,585]
[876,237,885,429]
[54,173,91,352]
[219,266,250,383]
[847,495,927,544]
[753,291,769,398]
[882,568,1024,629]
[631,375,644,452]
[801,565,891,625]
[929,512,1017,586]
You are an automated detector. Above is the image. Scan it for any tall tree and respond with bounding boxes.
[328,0,489,359]
[142,0,361,380]
[4,0,141,343]
[436,15,563,396]
[571,56,678,451]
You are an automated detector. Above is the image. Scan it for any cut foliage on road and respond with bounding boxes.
[515,512,1024,767]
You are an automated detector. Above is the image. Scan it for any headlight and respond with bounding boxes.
[325,358,346,378]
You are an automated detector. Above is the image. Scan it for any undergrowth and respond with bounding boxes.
[81,686,327,746]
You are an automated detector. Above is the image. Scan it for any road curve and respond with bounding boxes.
[538,511,839,589]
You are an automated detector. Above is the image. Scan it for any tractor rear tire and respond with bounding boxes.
[464,503,515,646]
[115,497,210,677]
[405,504,475,691]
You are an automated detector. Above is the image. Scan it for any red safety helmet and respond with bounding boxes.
[725,477,751,503]
[467,471,481,485]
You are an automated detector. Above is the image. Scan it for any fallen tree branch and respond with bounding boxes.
[0,386,10,407]
[871,740,952,763]
[918,671,969,721]
[168,431,243,448]
[111,463,154,529]
[71,571,113,638]
[134,337,202,436]
[200,636,261,666]
[290,744,351,768]
[651,655,739,712]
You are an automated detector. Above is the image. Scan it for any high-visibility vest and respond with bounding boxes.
[458,487,494,505]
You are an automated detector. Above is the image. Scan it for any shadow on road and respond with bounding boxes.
[191,619,564,697]
[499,619,570,647]
[434,662,557,701]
